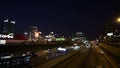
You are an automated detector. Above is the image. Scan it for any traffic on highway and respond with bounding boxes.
[0,40,120,68]
[35,41,120,68]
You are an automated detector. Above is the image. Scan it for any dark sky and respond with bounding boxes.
[0,0,120,39]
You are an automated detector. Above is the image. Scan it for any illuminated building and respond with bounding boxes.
[34,32,40,38]
[0,19,15,40]
[75,32,86,42]
[44,32,56,42]
[0,19,15,34]
[29,26,42,41]
[29,26,37,41]
[0,19,15,44]
[75,32,84,37]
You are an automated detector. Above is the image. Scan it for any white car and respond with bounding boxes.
[0,53,13,59]
[57,47,66,51]
[73,46,80,50]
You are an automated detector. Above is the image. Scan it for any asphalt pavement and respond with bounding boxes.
[34,44,120,68]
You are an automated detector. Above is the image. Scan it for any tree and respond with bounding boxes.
[104,23,119,35]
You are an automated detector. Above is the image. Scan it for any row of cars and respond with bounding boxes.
[0,51,37,60]
[0,51,37,68]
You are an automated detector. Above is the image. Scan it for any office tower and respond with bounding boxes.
[1,19,15,34]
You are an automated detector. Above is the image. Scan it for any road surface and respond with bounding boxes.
[35,44,120,68]
[53,46,120,68]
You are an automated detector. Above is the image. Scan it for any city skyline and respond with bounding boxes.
[0,0,120,39]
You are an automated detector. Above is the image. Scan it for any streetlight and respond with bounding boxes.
[115,17,120,36]
[117,17,120,23]
[39,32,42,34]
[24,32,28,39]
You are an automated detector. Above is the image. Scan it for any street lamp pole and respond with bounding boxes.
[115,17,120,35]
[24,32,28,40]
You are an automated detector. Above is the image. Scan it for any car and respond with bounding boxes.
[74,43,78,46]
[57,47,66,52]
[73,46,80,50]
[0,52,12,59]
[26,51,38,57]
[100,50,104,54]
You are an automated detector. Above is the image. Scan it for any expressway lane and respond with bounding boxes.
[52,47,91,68]
[94,45,120,68]
[52,45,120,68]
[83,47,97,68]
[94,46,111,68]
[35,45,120,68]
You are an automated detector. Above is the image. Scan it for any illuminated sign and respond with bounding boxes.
[0,40,6,44]
[55,38,65,41]
[0,34,14,39]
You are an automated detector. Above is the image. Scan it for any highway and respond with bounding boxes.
[35,44,120,68]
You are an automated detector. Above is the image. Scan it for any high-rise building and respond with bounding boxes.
[29,26,39,41]
[75,32,86,42]
[75,32,84,37]
[0,19,15,34]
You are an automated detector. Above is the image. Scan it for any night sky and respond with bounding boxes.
[0,0,120,39]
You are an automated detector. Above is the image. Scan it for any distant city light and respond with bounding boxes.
[11,21,15,24]
[71,39,75,41]
[55,38,65,41]
[0,40,6,45]
[3,19,8,22]
[34,32,39,38]
[39,32,42,34]
[107,33,113,36]
[45,36,49,38]
[50,32,54,34]
[24,32,28,35]
[45,35,52,38]
[48,39,52,42]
